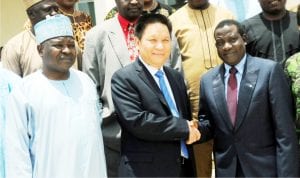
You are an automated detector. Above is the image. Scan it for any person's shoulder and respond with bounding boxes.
[85,17,118,44]
[169,4,188,20]
[71,69,94,83]
[88,17,117,34]
[242,13,262,26]
[112,62,140,81]
[0,68,21,85]
[14,70,43,92]
[116,62,136,74]
[285,52,300,73]
[0,68,20,79]
[248,55,279,69]
[4,29,33,46]
[163,65,181,76]
[201,65,222,80]
[287,10,297,17]
[206,65,222,75]
[157,2,176,16]
[208,3,234,17]
[104,6,118,20]
[22,70,42,82]
[286,10,298,23]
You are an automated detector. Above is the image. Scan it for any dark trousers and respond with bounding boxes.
[180,157,197,177]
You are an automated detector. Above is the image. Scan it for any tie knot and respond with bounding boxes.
[229,67,237,74]
[155,70,164,79]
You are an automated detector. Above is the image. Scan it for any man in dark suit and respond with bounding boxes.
[83,0,182,176]
[111,14,200,177]
[198,19,299,177]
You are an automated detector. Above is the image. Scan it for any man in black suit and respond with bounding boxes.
[111,14,200,177]
[198,19,299,177]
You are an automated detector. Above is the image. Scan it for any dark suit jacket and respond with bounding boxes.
[198,55,299,177]
[83,16,183,176]
[111,59,192,177]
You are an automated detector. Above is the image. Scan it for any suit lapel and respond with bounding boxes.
[235,56,258,131]
[213,66,234,130]
[107,17,131,67]
[135,60,169,108]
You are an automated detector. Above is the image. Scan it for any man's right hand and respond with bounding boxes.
[186,121,201,144]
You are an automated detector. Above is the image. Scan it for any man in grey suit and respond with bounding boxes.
[82,0,182,176]
[198,19,299,177]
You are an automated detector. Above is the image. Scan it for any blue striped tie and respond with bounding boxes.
[155,70,189,158]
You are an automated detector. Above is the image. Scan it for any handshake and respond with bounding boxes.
[186,119,201,144]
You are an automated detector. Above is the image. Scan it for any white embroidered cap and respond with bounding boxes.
[34,14,73,44]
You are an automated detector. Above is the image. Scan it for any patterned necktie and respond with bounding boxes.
[155,70,189,158]
[127,23,139,61]
[227,67,238,126]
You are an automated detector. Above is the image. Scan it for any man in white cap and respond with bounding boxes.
[4,14,107,178]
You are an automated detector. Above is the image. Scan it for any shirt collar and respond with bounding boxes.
[117,13,138,31]
[224,54,247,76]
[139,56,164,76]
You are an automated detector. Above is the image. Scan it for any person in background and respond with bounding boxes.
[104,0,175,20]
[198,19,298,177]
[285,51,300,173]
[83,0,144,176]
[285,52,300,126]
[169,0,234,177]
[111,13,199,177]
[242,0,300,67]
[1,0,59,77]
[83,0,183,176]
[56,0,93,50]
[209,0,261,21]
[4,14,107,178]
[0,69,21,178]
[210,0,298,22]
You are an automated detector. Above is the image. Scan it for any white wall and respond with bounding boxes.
[0,0,27,46]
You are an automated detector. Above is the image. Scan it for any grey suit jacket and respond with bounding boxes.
[82,16,182,152]
[198,55,299,177]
